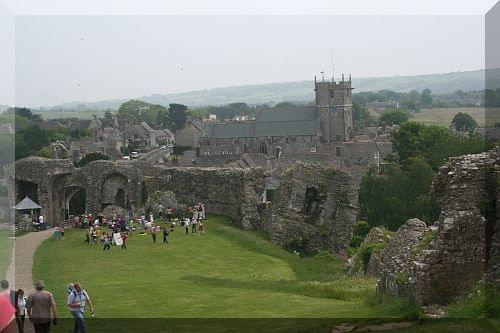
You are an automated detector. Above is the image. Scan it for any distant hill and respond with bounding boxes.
[34,69,495,113]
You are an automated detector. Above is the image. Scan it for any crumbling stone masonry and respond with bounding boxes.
[377,148,499,305]
[264,162,358,255]
[7,157,265,229]
[142,165,265,230]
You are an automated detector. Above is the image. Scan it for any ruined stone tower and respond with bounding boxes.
[315,74,354,142]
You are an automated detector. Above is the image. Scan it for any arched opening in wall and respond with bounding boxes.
[68,188,86,216]
[115,189,126,208]
[303,187,320,216]
[101,173,129,209]
[16,180,39,203]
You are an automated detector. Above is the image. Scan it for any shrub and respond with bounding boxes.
[350,235,363,248]
[353,221,370,238]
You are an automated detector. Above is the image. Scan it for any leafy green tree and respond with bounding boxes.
[167,104,188,131]
[37,146,54,158]
[390,122,488,171]
[379,108,409,125]
[452,112,478,132]
[420,89,433,107]
[117,100,150,125]
[359,157,440,230]
[353,101,373,130]
[117,100,167,127]
[74,152,109,167]
[274,102,297,109]
[15,125,52,159]
[69,128,93,139]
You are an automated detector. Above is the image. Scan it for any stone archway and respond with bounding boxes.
[101,173,130,210]
[57,186,87,221]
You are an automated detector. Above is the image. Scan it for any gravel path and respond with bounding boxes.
[5,229,53,293]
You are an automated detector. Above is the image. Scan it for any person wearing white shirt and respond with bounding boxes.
[67,283,94,333]
[185,218,190,235]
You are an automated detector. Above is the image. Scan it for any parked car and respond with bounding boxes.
[160,145,167,149]
[122,156,130,160]
[131,152,139,159]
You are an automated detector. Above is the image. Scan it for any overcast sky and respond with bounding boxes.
[1,0,497,107]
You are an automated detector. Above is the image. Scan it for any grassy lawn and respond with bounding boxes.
[33,216,405,319]
[31,216,497,332]
[0,229,14,280]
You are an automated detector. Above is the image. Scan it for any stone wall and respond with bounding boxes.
[142,166,265,229]
[9,158,265,228]
[263,162,358,255]
[377,148,499,305]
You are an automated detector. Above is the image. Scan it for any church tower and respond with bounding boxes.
[315,74,354,142]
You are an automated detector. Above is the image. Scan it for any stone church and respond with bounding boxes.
[199,76,354,157]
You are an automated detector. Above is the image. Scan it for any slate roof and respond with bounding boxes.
[123,122,155,138]
[14,196,42,210]
[201,107,317,139]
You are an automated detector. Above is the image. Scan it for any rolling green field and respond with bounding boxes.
[411,107,491,127]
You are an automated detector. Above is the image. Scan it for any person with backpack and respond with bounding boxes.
[67,283,94,333]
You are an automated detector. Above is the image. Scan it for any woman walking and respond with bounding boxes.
[16,289,27,333]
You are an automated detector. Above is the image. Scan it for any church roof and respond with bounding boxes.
[201,107,317,139]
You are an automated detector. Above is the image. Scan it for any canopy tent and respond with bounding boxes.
[14,196,42,210]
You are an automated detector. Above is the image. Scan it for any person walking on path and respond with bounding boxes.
[26,280,57,333]
[67,283,94,333]
[16,289,27,333]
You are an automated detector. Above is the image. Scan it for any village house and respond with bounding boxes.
[174,118,204,147]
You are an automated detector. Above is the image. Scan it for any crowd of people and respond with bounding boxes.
[74,202,208,252]
[0,279,93,333]
[0,203,209,332]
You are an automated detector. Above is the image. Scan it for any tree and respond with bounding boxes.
[420,89,433,107]
[359,157,440,230]
[274,102,297,109]
[37,146,54,158]
[390,121,489,171]
[117,100,167,127]
[74,152,109,167]
[353,101,373,130]
[452,112,478,132]
[379,108,409,125]
[167,103,188,131]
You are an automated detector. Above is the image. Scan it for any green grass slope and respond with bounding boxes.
[33,216,400,319]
